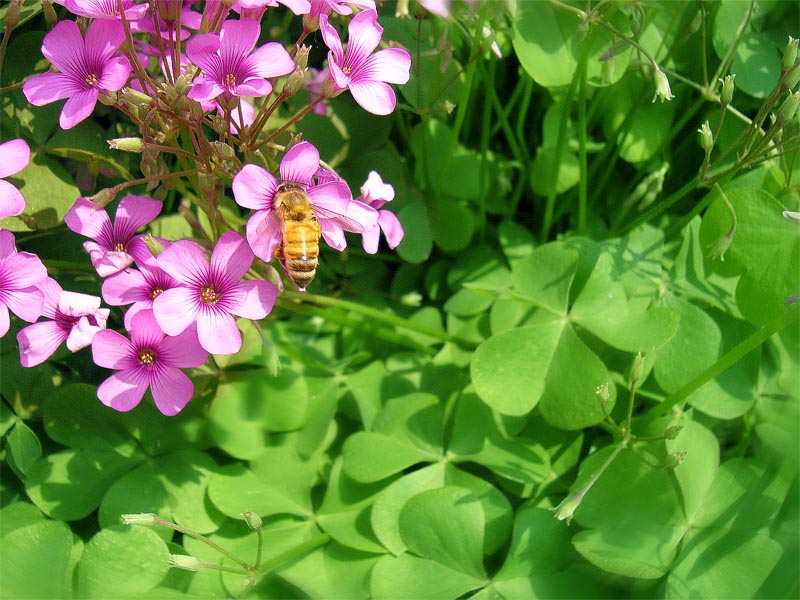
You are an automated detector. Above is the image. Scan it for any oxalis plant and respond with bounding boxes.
[0,0,798,598]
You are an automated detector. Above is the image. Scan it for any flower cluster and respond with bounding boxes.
[2,1,411,416]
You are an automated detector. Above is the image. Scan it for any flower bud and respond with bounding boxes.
[783,210,800,223]
[120,87,155,110]
[282,68,305,97]
[652,66,675,103]
[242,510,263,530]
[698,121,713,153]
[121,513,160,526]
[295,45,310,71]
[595,383,611,406]
[553,492,583,525]
[783,36,798,71]
[89,188,117,209]
[777,92,800,124]
[169,554,202,571]
[708,230,733,262]
[664,425,683,440]
[143,234,165,258]
[395,0,410,18]
[322,77,341,99]
[719,75,735,107]
[41,0,58,28]
[630,352,644,384]
[785,65,800,91]
[662,451,687,469]
[5,0,23,30]
[108,137,143,153]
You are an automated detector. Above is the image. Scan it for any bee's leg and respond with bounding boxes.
[274,243,285,261]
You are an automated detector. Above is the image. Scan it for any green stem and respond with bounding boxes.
[281,291,479,349]
[576,65,588,235]
[154,517,252,570]
[256,534,331,576]
[642,303,800,422]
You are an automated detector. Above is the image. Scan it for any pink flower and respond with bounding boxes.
[17,278,109,367]
[0,230,48,338]
[232,141,378,266]
[186,19,295,105]
[101,247,180,330]
[304,0,374,29]
[152,231,277,355]
[92,310,208,416]
[357,171,404,253]
[319,9,411,115]
[234,0,311,20]
[64,195,163,277]
[0,139,30,219]
[64,0,148,20]
[22,20,131,130]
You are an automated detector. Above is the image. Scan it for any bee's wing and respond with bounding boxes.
[313,203,375,233]
[309,182,379,233]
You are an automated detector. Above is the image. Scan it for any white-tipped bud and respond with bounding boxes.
[108,137,143,153]
[169,554,203,571]
[121,513,160,526]
[652,66,675,103]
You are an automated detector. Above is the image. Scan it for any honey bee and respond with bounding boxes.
[273,182,321,291]
[272,182,368,291]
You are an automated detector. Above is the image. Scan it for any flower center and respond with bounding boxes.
[200,285,219,305]
[224,73,237,87]
[150,287,164,300]
[114,241,126,252]
[342,66,351,75]
[138,348,156,366]
[85,73,99,87]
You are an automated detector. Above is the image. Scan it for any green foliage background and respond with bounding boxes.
[1,0,798,598]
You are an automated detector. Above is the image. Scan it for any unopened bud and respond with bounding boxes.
[242,510,263,530]
[664,425,683,440]
[630,352,644,383]
[157,0,181,24]
[662,451,687,469]
[785,64,800,91]
[553,492,583,525]
[295,45,310,71]
[169,554,203,571]
[41,0,58,28]
[120,87,154,110]
[5,0,23,30]
[143,234,165,258]
[108,137,143,153]
[121,513,160,526]
[783,210,800,223]
[88,188,117,209]
[394,0,410,18]
[595,383,611,406]
[783,36,798,71]
[210,141,235,161]
[282,68,305,97]
[322,77,340,99]
[719,75,735,107]
[698,121,713,153]
[777,91,800,124]
[575,20,589,45]
[708,230,733,262]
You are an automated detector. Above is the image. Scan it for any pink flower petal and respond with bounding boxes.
[153,287,199,336]
[210,231,253,283]
[92,329,135,369]
[232,164,277,210]
[247,42,295,79]
[0,304,8,338]
[220,19,260,59]
[188,79,225,104]
[280,141,319,185]
[341,199,379,232]
[365,48,412,85]
[114,195,162,240]
[102,269,147,306]
[97,56,132,92]
[58,290,101,318]
[17,321,67,367]
[159,326,208,368]
[97,369,149,412]
[197,309,241,355]
[0,139,30,178]
[59,88,99,129]
[245,209,283,263]
[318,15,344,64]
[360,171,394,204]
[378,210,405,248]
[0,181,26,219]
[186,32,221,71]
[83,18,126,62]
[319,220,347,251]
[228,279,276,320]
[3,288,44,323]
[41,20,85,74]
[128,309,165,347]
[66,315,106,351]
[233,80,272,98]
[158,240,210,286]
[85,242,135,277]
[346,9,383,63]
[150,367,195,416]
[2,251,48,289]
[361,225,380,254]
[348,80,396,115]
[23,72,82,106]
[64,197,111,240]
[0,229,16,258]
